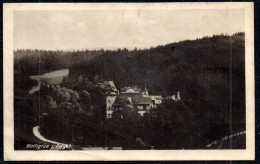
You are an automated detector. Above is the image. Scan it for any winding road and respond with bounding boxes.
[33,126,67,145]
[32,126,122,150]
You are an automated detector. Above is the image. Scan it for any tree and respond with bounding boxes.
[45,95,57,111]
[142,99,197,149]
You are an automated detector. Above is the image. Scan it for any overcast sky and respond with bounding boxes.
[14,9,244,50]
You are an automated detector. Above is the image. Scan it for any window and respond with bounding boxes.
[137,106,143,110]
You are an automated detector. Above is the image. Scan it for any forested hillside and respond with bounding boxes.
[68,32,245,125]
[14,49,102,76]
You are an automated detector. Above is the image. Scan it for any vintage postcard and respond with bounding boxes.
[3,2,254,161]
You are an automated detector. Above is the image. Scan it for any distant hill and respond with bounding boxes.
[69,32,245,126]
[14,49,102,76]
[70,33,244,92]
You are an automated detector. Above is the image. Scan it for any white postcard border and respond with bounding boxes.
[3,2,255,161]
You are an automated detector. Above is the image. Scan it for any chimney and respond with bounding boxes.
[144,80,149,95]
[177,91,181,101]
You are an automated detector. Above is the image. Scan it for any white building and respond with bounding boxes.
[106,96,117,119]
[112,92,153,117]
[105,84,181,119]
[105,85,164,118]
[150,95,163,108]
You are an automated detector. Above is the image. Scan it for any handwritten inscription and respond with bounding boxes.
[26,144,72,150]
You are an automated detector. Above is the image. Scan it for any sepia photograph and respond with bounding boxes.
[4,2,254,161]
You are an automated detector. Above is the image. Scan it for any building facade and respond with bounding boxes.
[106,96,117,119]
[112,92,153,117]
[105,84,164,118]
[150,95,163,108]
[104,83,182,119]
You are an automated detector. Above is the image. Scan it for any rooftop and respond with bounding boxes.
[99,80,117,92]
[113,93,152,106]
[150,95,163,100]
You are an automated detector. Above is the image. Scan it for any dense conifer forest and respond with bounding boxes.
[69,32,245,124]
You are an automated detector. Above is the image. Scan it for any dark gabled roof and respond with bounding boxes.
[113,93,152,106]
[99,81,117,92]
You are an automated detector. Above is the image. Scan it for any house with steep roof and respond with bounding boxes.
[104,83,179,119]
[120,86,141,93]
[111,92,153,116]
[98,80,118,96]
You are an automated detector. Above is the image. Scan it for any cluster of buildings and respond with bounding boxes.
[103,81,181,119]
